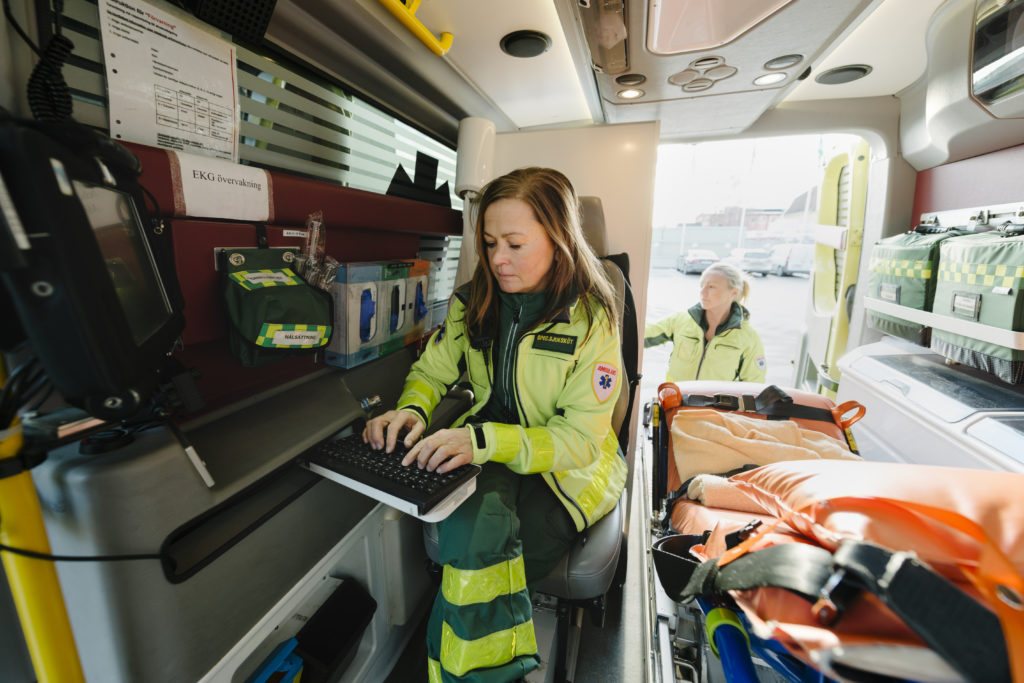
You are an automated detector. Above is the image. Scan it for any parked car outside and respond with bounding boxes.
[770,243,814,276]
[676,249,719,275]
[724,248,772,276]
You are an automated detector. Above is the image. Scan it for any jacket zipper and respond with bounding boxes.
[511,317,588,528]
[503,303,523,421]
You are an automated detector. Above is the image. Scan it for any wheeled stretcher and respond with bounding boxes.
[648,381,1024,683]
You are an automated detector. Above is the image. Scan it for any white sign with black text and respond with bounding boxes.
[98,0,239,161]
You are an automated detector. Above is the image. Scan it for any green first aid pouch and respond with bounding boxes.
[930,225,1024,384]
[219,237,333,368]
[866,225,969,343]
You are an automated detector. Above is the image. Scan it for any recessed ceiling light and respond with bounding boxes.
[815,64,872,85]
[764,54,803,70]
[753,72,787,86]
[499,30,552,58]
[617,88,644,99]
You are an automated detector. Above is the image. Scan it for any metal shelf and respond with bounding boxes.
[864,297,1024,350]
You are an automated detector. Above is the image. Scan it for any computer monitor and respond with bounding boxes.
[0,119,185,420]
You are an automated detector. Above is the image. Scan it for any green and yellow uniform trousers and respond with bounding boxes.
[427,464,578,682]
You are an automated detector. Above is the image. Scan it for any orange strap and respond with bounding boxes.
[718,495,1024,682]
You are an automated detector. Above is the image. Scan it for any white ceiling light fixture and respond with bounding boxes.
[617,88,645,99]
[753,72,787,86]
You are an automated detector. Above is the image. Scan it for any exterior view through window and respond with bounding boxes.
[644,134,861,401]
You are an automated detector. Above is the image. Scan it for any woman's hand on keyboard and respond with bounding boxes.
[363,409,424,452]
[403,428,473,473]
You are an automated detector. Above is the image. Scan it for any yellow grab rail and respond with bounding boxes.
[0,425,85,682]
[377,0,454,56]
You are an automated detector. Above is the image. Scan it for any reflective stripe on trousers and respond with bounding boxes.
[426,465,577,682]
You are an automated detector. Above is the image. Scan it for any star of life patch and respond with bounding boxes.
[433,320,446,345]
[592,362,619,403]
[756,356,767,371]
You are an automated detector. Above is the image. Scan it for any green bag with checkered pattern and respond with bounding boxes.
[931,226,1024,384]
[866,226,969,343]
[220,246,333,368]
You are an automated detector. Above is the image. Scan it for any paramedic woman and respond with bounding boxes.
[644,261,767,382]
[363,167,626,682]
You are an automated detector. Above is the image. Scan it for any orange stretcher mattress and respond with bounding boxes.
[652,405,1024,682]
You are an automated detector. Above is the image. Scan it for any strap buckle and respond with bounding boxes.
[811,567,848,626]
[710,393,757,412]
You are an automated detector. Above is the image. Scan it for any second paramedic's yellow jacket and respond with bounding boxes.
[397,291,626,532]
[645,302,766,383]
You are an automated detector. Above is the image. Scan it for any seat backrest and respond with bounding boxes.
[579,196,635,447]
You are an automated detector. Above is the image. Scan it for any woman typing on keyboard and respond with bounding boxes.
[363,167,626,683]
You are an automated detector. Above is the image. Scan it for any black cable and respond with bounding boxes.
[0,542,162,563]
[2,0,40,56]
[20,0,75,122]
[25,32,74,121]
[0,508,162,562]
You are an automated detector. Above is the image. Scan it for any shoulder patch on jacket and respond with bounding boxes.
[533,333,577,354]
[756,355,766,370]
[592,362,619,403]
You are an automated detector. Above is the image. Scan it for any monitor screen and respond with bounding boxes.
[73,180,173,347]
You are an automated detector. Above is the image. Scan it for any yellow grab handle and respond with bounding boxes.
[0,427,85,682]
[377,0,454,56]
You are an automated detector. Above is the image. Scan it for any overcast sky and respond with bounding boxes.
[653,134,860,227]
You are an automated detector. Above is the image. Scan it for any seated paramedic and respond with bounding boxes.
[362,166,627,682]
[644,261,767,382]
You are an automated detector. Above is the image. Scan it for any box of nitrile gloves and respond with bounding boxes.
[378,261,413,356]
[326,262,382,368]
[405,259,433,344]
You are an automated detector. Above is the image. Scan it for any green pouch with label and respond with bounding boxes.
[220,241,333,368]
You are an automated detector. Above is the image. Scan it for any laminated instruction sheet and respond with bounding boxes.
[98,0,239,161]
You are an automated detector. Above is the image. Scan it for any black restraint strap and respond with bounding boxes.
[675,540,1009,683]
[681,385,837,424]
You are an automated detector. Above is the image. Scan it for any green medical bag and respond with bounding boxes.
[220,246,333,368]
[930,226,1024,384]
[866,226,968,343]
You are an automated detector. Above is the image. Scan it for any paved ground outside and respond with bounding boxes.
[638,267,812,408]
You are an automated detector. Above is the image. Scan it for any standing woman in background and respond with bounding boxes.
[363,167,626,682]
[645,261,767,382]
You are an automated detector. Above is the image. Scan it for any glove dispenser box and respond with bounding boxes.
[326,262,382,368]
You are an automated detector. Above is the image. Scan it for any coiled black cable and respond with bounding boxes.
[25,31,75,122]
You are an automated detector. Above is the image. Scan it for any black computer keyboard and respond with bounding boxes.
[299,432,481,516]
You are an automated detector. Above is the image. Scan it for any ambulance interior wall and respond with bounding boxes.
[1,133,462,681]
[29,341,431,682]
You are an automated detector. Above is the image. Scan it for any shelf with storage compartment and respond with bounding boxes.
[863,297,1024,350]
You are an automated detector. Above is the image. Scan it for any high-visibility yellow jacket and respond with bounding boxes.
[645,302,766,383]
[397,290,626,532]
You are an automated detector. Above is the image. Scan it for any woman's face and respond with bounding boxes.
[699,272,738,313]
[483,198,556,294]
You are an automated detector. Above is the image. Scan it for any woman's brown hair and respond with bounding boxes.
[464,167,619,334]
